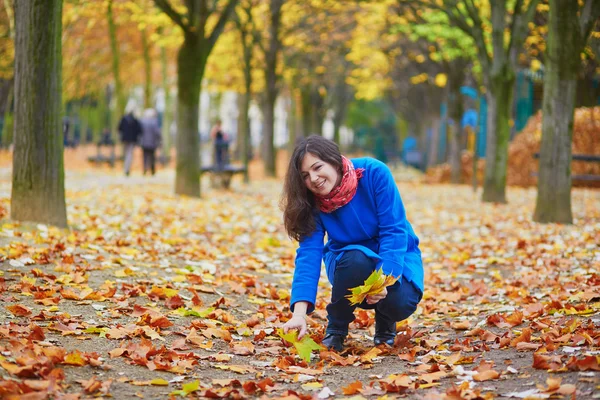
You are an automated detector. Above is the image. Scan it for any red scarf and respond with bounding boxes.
[315,156,364,213]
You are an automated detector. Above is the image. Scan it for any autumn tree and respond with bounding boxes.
[107,0,126,125]
[404,0,539,202]
[234,0,260,183]
[284,1,360,144]
[533,0,600,224]
[153,0,238,197]
[390,3,479,181]
[62,0,153,144]
[0,0,14,147]
[11,0,66,227]
[260,0,284,177]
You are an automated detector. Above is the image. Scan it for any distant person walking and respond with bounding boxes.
[139,108,162,176]
[210,119,229,169]
[118,109,142,176]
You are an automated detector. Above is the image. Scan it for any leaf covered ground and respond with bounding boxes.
[0,168,599,400]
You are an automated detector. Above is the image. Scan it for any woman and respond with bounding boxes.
[139,108,162,176]
[281,135,424,351]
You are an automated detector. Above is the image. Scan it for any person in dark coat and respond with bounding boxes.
[139,108,162,176]
[118,110,142,176]
[210,119,230,169]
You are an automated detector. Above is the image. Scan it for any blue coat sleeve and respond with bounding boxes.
[371,162,409,278]
[289,215,325,314]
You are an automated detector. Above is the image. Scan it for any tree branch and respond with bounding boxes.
[580,0,600,41]
[404,0,491,71]
[2,0,14,39]
[456,0,490,67]
[207,0,239,50]
[508,0,540,56]
[153,0,189,34]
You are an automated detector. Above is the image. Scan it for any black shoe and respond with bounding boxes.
[322,334,345,352]
[374,317,396,346]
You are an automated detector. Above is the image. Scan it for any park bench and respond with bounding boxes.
[87,141,117,167]
[200,164,247,189]
[533,153,600,181]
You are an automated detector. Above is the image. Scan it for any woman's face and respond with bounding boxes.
[300,152,340,196]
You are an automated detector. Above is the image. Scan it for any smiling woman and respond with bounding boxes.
[279,135,424,352]
[300,153,342,196]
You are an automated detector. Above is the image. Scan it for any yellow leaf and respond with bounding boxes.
[434,73,447,87]
[345,268,398,306]
[150,379,169,386]
[277,328,323,362]
[302,382,323,390]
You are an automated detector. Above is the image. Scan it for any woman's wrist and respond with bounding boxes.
[292,301,309,318]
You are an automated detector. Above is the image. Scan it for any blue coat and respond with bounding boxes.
[290,157,424,313]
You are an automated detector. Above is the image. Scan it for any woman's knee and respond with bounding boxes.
[333,251,376,292]
[380,280,422,321]
[338,251,375,271]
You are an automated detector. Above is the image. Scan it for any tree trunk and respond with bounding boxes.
[141,28,152,109]
[263,89,276,177]
[262,0,283,178]
[287,91,297,155]
[175,39,205,197]
[107,0,125,131]
[239,90,251,183]
[332,82,350,146]
[311,88,325,136]
[1,81,13,147]
[160,45,172,156]
[448,122,462,183]
[427,117,440,169]
[236,4,254,183]
[482,70,514,203]
[533,0,586,224]
[300,87,312,137]
[11,0,66,227]
[446,61,465,183]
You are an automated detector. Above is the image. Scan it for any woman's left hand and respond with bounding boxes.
[366,287,388,304]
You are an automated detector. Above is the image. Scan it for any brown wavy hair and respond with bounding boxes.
[280,135,343,241]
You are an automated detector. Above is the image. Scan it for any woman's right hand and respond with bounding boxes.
[282,315,308,339]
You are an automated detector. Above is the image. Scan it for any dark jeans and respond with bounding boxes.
[143,148,156,175]
[326,250,423,336]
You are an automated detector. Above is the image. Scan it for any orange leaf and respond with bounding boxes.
[419,371,447,384]
[450,320,471,330]
[6,304,32,316]
[232,341,255,356]
[510,327,532,347]
[473,369,500,381]
[64,350,87,366]
[202,328,233,342]
[360,347,382,364]
[342,381,362,395]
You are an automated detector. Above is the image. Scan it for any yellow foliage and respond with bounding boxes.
[434,73,447,88]
[410,73,429,85]
[530,59,542,72]
[345,268,399,306]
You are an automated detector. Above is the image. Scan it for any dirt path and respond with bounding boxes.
[0,169,598,399]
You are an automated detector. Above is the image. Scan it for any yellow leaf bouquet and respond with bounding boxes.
[345,268,398,306]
